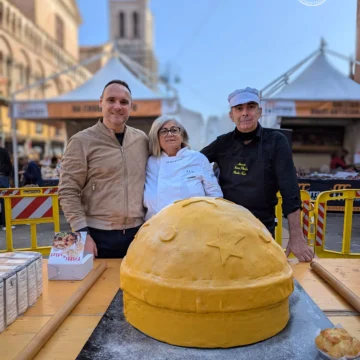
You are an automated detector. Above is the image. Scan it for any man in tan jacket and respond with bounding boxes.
[59,80,149,258]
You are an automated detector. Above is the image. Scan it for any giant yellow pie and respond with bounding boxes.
[120,197,294,348]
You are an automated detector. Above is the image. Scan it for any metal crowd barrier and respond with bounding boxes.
[313,189,360,258]
[0,186,359,258]
[275,190,315,248]
[0,187,60,255]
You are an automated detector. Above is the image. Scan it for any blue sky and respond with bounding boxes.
[77,0,357,119]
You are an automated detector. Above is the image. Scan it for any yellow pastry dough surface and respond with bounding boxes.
[120,197,294,347]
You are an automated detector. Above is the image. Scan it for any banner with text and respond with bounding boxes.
[261,100,360,118]
[298,179,360,212]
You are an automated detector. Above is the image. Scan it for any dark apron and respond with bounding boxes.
[219,135,275,235]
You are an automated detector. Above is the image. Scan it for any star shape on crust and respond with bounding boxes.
[206,227,245,265]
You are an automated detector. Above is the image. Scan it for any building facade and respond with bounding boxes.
[0,0,91,156]
[80,0,158,85]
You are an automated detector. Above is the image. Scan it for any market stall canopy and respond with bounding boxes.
[13,55,177,120]
[271,53,360,101]
[50,57,161,102]
[261,47,360,120]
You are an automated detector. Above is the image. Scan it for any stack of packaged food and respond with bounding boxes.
[0,251,43,332]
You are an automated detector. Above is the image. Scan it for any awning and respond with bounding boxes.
[12,55,176,120]
[262,50,360,119]
[272,53,360,101]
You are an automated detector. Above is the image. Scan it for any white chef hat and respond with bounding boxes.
[228,87,260,107]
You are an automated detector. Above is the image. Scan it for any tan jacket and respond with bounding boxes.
[59,120,149,231]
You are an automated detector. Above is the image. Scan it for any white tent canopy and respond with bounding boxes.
[260,42,360,129]
[49,56,166,102]
[271,53,360,101]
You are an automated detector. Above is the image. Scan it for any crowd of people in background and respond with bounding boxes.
[329,149,360,173]
[0,149,61,188]
[0,147,61,229]
[296,148,360,177]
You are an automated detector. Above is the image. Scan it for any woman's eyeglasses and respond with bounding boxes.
[158,127,181,137]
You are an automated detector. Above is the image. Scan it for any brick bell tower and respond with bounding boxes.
[108,0,158,77]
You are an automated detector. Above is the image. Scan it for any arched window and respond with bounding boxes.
[33,74,41,99]
[18,18,22,36]
[36,59,46,97]
[133,12,139,38]
[18,63,24,84]
[55,14,64,48]
[25,66,30,85]
[6,57,12,77]
[5,57,12,94]
[5,8,9,26]
[119,12,125,38]
[12,14,16,33]
[0,51,3,76]
[0,3,3,25]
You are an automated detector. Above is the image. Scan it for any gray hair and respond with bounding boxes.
[148,115,189,157]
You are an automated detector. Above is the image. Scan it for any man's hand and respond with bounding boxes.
[85,234,98,258]
[286,209,314,262]
[285,234,314,262]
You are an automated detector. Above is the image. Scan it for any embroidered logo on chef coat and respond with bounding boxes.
[184,169,198,180]
[233,162,248,176]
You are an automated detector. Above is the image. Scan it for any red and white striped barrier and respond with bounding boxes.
[356,190,360,198]
[316,202,326,247]
[0,187,58,220]
[43,188,58,195]
[302,200,310,239]
[0,189,20,196]
[11,196,54,220]
[0,187,58,197]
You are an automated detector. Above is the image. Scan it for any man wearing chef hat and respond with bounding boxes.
[201,87,314,262]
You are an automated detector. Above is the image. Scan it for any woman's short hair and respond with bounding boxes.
[149,115,189,156]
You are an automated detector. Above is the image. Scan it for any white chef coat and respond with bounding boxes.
[144,147,223,220]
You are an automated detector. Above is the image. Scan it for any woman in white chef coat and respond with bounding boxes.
[144,115,223,220]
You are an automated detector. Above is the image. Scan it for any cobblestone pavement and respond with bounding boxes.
[0,212,359,254]
[0,212,71,251]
